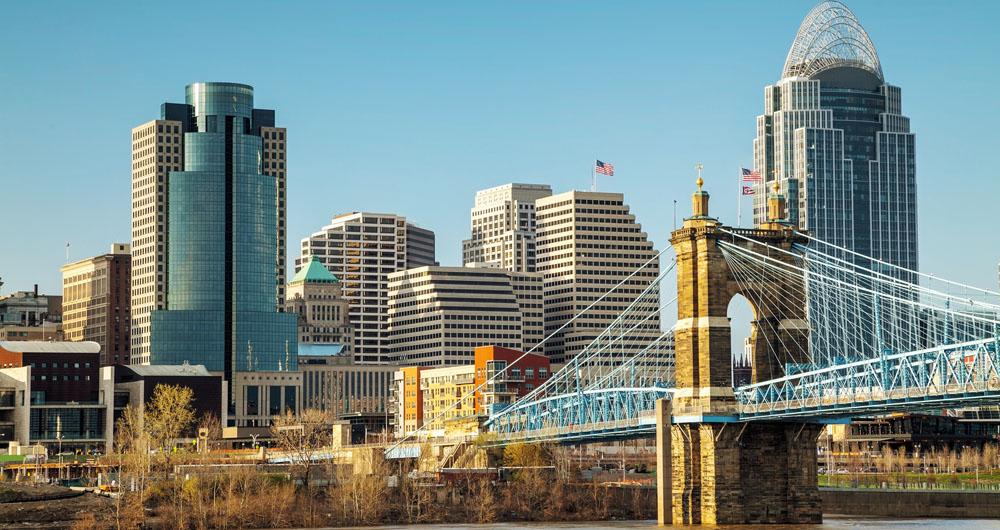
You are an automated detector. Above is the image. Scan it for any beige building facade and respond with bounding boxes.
[299,348,395,414]
[61,244,131,366]
[130,120,183,364]
[386,265,543,366]
[297,212,437,363]
[462,183,552,273]
[535,190,660,364]
[285,256,353,350]
[392,364,475,438]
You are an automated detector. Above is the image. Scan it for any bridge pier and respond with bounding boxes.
[655,399,671,525]
[667,421,822,524]
[661,178,821,524]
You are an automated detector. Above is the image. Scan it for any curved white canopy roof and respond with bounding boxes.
[782,1,883,81]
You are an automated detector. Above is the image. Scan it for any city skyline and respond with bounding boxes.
[2,1,998,296]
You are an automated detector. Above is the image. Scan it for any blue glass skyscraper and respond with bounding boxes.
[150,83,297,385]
[752,2,917,277]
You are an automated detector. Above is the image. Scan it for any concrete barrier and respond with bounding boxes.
[821,488,1000,518]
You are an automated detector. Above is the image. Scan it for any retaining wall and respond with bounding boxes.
[821,488,1000,518]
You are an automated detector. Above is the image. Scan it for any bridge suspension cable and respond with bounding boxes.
[386,246,674,451]
[716,228,1000,419]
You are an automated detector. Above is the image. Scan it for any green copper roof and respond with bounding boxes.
[289,256,339,284]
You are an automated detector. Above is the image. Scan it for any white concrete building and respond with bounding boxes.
[386,265,543,366]
[462,183,552,273]
[297,212,437,363]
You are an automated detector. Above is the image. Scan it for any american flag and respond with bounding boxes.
[741,167,762,182]
[595,160,614,176]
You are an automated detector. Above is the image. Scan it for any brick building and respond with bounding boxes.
[61,244,131,366]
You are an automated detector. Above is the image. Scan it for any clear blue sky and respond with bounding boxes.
[1,0,998,298]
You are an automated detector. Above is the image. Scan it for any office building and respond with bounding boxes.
[392,345,551,437]
[386,265,543,366]
[61,244,131,366]
[0,341,105,453]
[393,364,474,438]
[105,364,225,443]
[0,287,63,342]
[0,324,63,342]
[141,83,298,427]
[131,82,289,365]
[472,345,550,415]
[462,183,552,272]
[298,212,437,363]
[0,287,61,328]
[535,190,661,363]
[286,256,354,350]
[298,344,395,414]
[752,1,917,274]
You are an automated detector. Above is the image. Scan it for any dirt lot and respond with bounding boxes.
[0,483,113,529]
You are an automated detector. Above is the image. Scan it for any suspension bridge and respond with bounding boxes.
[396,177,1000,524]
[479,182,1000,447]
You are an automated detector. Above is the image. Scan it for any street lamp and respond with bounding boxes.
[56,415,63,480]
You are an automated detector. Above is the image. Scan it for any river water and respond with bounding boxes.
[330,517,998,529]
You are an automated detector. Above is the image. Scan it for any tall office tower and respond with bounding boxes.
[386,265,543,366]
[535,191,660,364]
[145,83,300,426]
[753,1,917,274]
[285,256,354,351]
[61,243,132,366]
[462,183,552,272]
[130,118,184,365]
[131,84,289,364]
[298,212,437,363]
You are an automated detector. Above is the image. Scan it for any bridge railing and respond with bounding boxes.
[486,387,670,444]
[737,337,1000,419]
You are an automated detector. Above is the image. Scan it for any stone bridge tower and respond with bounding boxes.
[664,178,822,524]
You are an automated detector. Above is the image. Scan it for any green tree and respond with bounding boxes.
[145,384,197,452]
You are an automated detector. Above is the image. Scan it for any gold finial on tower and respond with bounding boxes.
[691,163,710,219]
[765,179,787,225]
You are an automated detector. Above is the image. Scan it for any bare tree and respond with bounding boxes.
[271,408,333,526]
[198,411,223,453]
[112,404,150,530]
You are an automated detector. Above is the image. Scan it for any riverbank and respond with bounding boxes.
[0,483,113,529]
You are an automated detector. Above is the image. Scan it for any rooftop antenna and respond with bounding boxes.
[247,340,254,372]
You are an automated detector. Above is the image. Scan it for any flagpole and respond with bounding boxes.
[737,167,742,227]
[591,163,596,192]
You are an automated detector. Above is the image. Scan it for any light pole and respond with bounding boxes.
[56,415,63,481]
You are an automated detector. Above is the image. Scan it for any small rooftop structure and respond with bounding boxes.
[0,341,99,354]
[120,364,212,377]
[297,343,348,357]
